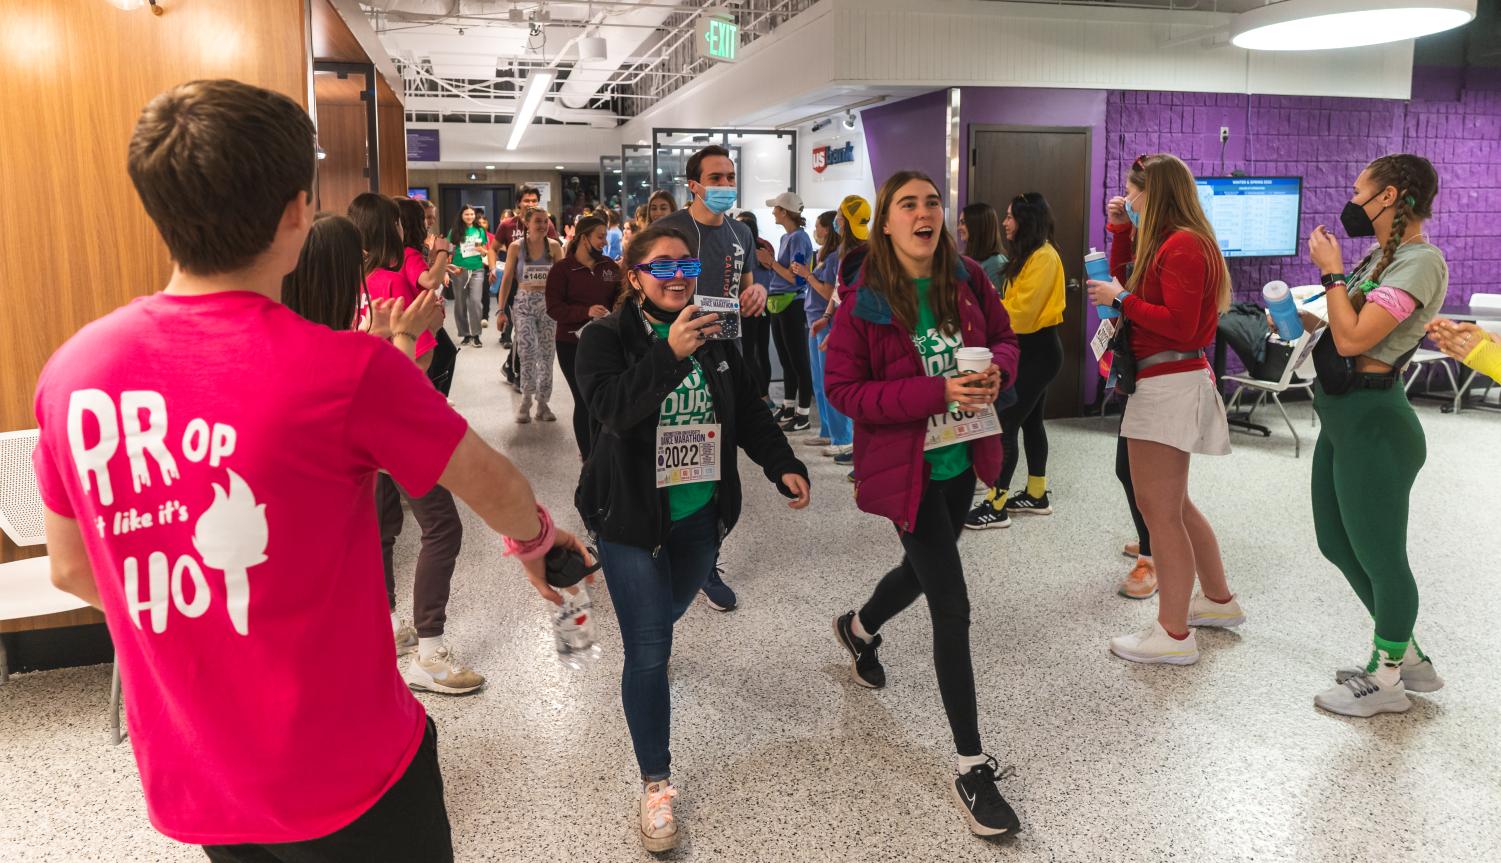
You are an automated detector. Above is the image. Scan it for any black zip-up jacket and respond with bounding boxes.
[574,300,809,551]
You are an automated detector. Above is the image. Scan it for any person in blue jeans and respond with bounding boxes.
[791,210,856,457]
[574,223,810,853]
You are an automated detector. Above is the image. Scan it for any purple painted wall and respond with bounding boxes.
[861,89,948,196]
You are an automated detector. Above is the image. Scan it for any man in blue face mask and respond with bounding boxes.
[652,144,770,613]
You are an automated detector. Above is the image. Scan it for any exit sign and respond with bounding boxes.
[695,13,739,63]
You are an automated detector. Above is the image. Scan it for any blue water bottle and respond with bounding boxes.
[1262,280,1304,341]
[1085,248,1115,319]
[793,252,808,289]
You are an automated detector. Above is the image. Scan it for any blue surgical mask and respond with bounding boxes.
[1125,194,1141,227]
[701,186,738,214]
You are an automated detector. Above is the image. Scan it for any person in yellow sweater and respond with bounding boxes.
[1426,317,1501,381]
[966,192,1067,529]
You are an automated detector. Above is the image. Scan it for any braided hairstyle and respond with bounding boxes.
[1364,154,1439,283]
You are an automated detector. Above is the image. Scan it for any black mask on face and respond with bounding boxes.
[1339,192,1388,238]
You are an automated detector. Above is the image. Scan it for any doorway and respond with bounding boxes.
[968,126,1091,418]
[438,184,515,239]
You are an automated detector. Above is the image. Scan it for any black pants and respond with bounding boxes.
[203,719,452,862]
[770,298,812,409]
[377,475,463,638]
[480,268,493,321]
[996,326,1063,489]
[858,474,981,756]
[1115,413,1152,556]
[555,340,591,459]
[741,312,772,400]
[425,330,458,397]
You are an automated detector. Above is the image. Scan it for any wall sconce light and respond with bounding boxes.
[106,0,163,14]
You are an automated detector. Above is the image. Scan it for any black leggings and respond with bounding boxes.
[858,474,981,756]
[996,326,1063,489]
[1115,413,1152,556]
[770,298,813,409]
[555,340,591,460]
[741,312,772,400]
[425,330,458,397]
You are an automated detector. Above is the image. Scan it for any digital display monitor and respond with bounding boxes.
[407,187,430,201]
[1195,176,1302,258]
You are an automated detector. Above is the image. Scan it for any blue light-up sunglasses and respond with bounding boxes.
[632,258,702,279]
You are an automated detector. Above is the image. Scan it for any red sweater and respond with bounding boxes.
[1106,222,1219,380]
[546,256,622,344]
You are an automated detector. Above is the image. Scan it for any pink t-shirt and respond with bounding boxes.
[367,265,436,358]
[402,246,446,323]
[31,290,468,845]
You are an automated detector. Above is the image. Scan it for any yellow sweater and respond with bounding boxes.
[1001,243,1066,334]
[1463,337,1501,381]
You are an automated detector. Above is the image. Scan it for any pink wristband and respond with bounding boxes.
[502,504,556,561]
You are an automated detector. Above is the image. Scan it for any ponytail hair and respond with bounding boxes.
[1364,154,1438,283]
[567,214,607,257]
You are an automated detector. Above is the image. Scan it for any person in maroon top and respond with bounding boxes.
[546,214,621,458]
[1087,153,1245,667]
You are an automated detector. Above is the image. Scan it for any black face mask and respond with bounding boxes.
[1339,193,1388,238]
[637,291,684,323]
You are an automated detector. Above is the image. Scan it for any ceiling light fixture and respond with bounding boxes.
[1232,0,1476,51]
[485,164,496,170]
[554,165,565,170]
[506,70,555,151]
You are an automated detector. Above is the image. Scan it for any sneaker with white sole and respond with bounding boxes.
[1187,592,1245,628]
[639,780,680,853]
[1117,558,1157,600]
[394,621,418,656]
[515,397,532,424]
[702,567,737,611]
[964,489,1011,530]
[1003,489,1052,515]
[1336,650,1443,693]
[1109,621,1199,665]
[951,757,1021,836]
[803,436,832,447]
[822,444,853,458]
[1316,670,1410,718]
[780,414,811,433]
[1123,540,1140,558]
[535,402,556,422]
[404,646,486,695]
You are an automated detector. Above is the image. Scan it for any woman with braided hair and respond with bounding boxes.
[1293,154,1448,718]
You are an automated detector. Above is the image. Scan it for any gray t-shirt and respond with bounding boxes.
[654,208,751,301]
[1347,241,1449,366]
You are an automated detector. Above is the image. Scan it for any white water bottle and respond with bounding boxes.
[1263,280,1303,341]
[553,586,601,668]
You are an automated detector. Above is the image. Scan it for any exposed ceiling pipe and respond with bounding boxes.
[555,0,677,109]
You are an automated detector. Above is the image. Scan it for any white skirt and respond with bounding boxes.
[1120,368,1231,456]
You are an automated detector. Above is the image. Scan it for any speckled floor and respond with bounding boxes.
[3,325,1500,863]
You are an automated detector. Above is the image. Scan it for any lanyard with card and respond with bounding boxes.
[656,423,722,487]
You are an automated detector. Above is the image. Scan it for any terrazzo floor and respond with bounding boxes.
[3,323,1500,863]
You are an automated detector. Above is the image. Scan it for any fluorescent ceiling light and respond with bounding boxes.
[485,164,495,169]
[554,165,565,170]
[1232,0,1476,51]
[505,70,555,151]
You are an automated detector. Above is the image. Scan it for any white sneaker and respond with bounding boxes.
[515,397,532,424]
[1336,650,1443,693]
[481,318,489,329]
[1316,671,1410,718]
[802,436,832,447]
[404,646,486,695]
[1109,621,1199,665]
[394,621,418,656]
[639,780,680,852]
[821,444,853,457]
[1187,592,1245,628]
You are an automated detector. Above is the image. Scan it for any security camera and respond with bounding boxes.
[810,118,832,133]
[842,111,856,130]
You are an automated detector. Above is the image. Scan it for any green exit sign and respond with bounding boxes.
[695,14,739,63]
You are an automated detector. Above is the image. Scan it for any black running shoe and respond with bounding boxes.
[1003,490,1052,515]
[964,491,1011,530]
[951,757,1021,837]
[780,414,811,433]
[833,611,885,689]
[773,406,796,423]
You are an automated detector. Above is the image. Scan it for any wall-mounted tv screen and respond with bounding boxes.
[1194,176,1302,258]
[407,187,430,201]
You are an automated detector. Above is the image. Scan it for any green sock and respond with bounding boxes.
[1366,635,1409,672]
[1026,475,1047,499]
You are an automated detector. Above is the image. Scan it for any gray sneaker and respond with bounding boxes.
[1336,651,1443,693]
[1315,671,1410,718]
[394,621,418,656]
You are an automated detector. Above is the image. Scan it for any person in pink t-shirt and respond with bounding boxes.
[348,193,483,694]
[397,197,459,397]
[32,79,587,862]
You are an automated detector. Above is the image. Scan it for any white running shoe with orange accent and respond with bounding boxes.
[640,780,680,852]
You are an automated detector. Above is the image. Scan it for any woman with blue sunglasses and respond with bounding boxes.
[575,223,811,853]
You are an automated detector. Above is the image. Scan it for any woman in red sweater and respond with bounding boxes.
[1087,154,1245,666]
[546,214,621,459]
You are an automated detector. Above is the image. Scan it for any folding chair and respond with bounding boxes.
[1224,332,1315,457]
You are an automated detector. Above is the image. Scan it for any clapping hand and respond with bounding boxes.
[1427,318,1493,362]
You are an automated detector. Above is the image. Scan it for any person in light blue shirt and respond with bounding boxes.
[603,209,624,260]
[791,210,854,454]
[756,191,816,430]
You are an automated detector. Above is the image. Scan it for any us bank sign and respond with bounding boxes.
[812,141,856,174]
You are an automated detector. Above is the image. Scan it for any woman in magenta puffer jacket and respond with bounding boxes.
[824,170,1021,838]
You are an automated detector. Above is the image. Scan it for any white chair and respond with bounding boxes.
[1403,349,1460,402]
[1224,332,1316,457]
[1467,292,1501,311]
[0,430,124,744]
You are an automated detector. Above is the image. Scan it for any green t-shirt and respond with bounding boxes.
[650,322,719,521]
[1347,241,1449,366]
[452,225,487,271]
[912,278,972,481]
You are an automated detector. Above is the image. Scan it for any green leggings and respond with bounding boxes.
[1311,383,1426,645]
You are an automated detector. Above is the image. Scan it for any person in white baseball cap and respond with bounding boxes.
[757,191,816,431]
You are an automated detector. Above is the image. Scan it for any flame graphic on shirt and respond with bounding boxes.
[191,469,268,636]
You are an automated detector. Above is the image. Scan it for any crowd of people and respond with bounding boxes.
[30,78,1479,862]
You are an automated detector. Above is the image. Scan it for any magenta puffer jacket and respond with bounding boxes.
[825,256,1020,532]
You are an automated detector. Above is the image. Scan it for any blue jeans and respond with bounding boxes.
[598,503,721,781]
[809,327,852,446]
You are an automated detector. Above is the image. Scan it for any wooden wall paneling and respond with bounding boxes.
[377,77,407,196]
[311,0,369,63]
[315,99,371,215]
